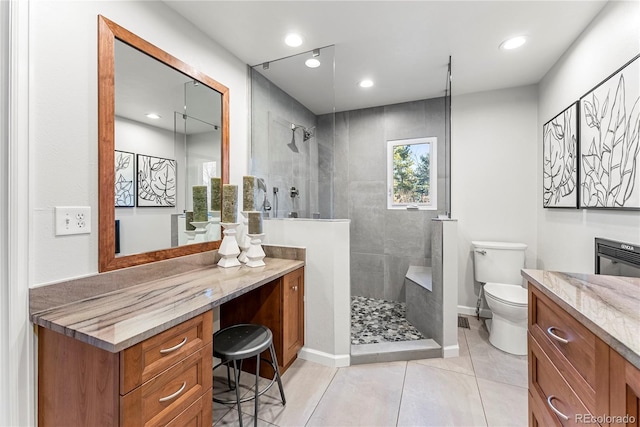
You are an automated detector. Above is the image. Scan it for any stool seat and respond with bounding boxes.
[213,323,286,427]
[214,324,272,360]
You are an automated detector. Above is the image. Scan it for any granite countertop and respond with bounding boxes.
[31,258,304,353]
[522,269,640,369]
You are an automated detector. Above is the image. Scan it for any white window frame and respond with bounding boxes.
[386,136,437,210]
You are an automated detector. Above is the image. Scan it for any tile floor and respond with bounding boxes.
[212,316,528,426]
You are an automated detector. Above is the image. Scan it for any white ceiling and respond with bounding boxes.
[164,0,608,115]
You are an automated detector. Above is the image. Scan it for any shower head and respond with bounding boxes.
[287,128,299,153]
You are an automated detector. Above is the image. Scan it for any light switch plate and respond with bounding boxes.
[55,206,91,236]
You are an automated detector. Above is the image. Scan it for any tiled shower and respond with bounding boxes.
[250,47,452,347]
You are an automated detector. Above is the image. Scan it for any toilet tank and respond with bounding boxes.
[472,241,527,285]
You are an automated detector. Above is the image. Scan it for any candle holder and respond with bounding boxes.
[184,230,196,241]
[218,222,241,268]
[208,211,221,241]
[238,211,251,263]
[190,221,209,235]
[245,233,266,267]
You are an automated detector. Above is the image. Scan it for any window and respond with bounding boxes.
[387,137,437,210]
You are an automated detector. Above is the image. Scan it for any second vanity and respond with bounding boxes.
[30,249,304,427]
[523,269,640,427]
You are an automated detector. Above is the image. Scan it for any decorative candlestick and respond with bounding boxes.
[218,222,241,268]
[208,210,221,241]
[238,211,251,263]
[222,184,238,223]
[184,211,196,240]
[192,185,208,222]
[245,233,266,267]
[190,221,209,235]
[248,211,263,234]
[243,176,256,211]
[210,177,221,211]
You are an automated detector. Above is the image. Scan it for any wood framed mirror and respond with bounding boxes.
[98,15,229,272]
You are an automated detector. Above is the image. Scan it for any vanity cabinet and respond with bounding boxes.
[527,284,640,427]
[221,267,305,376]
[610,349,640,427]
[38,311,213,426]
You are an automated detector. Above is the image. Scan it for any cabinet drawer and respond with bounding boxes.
[165,388,212,427]
[121,345,212,427]
[121,311,213,394]
[529,333,591,426]
[529,290,602,404]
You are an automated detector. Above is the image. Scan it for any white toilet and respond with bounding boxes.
[472,241,528,355]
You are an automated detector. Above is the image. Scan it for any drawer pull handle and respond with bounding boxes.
[547,327,569,344]
[159,337,188,354]
[546,395,569,421]
[158,381,187,403]
[475,250,486,255]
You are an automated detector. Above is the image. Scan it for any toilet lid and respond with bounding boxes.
[484,282,528,306]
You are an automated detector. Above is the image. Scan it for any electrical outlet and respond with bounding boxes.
[55,206,91,236]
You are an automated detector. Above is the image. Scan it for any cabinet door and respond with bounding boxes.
[282,268,304,367]
[610,349,640,426]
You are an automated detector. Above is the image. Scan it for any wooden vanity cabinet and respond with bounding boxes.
[610,349,640,427]
[528,284,640,427]
[220,267,305,376]
[38,311,213,427]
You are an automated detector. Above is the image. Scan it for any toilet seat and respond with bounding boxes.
[484,282,527,306]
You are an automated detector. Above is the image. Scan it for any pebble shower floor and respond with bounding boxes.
[350,295,425,345]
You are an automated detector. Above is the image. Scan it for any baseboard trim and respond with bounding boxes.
[442,344,460,358]
[298,347,350,368]
[458,305,492,318]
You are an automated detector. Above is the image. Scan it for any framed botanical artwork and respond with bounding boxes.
[543,102,579,208]
[580,54,640,209]
[115,150,135,207]
[136,154,177,207]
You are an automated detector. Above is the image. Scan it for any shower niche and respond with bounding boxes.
[250,46,336,219]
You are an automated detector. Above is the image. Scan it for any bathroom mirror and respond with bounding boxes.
[98,15,229,272]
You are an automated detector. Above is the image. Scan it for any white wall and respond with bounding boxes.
[263,219,351,367]
[452,85,539,313]
[30,1,249,285]
[5,2,249,425]
[537,0,640,272]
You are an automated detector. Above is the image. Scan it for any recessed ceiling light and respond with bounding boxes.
[285,33,303,47]
[359,79,374,88]
[305,58,321,68]
[500,36,527,50]
[146,113,161,119]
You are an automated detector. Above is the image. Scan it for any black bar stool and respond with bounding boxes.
[213,324,286,427]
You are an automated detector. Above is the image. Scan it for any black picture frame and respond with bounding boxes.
[136,154,177,207]
[543,102,579,208]
[115,150,135,207]
[579,54,640,210]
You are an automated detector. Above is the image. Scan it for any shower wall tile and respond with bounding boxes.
[351,252,385,300]
[348,107,385,182]
[349,180,385,255]
[383,210,427,257]
[384,254,429,302]
[384,100,428,141]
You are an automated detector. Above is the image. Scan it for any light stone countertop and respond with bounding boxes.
[31,258,304,353]
[522,269,640,369]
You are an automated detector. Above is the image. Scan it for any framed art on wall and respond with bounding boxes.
[543,102,579,208]
[115,150,135,207]
[136,154,177,207]
[579,54,640,209]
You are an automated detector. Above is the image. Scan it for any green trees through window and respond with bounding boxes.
[387,137,437,209]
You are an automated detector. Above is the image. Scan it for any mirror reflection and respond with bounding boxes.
[114,40,222,257]
[99,15,228,272]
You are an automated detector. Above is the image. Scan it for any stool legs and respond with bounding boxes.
[232,360,243,427]
[269,344,286,405]
[254,353,260,427]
